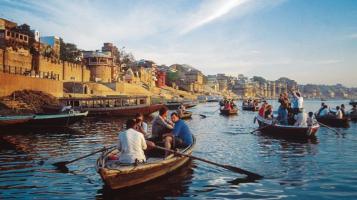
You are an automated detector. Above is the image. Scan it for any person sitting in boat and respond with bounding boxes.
[134,113,148,137]
[277,104,288,125]
[170,112,193,148]
[307,112,315,126]
[351,105,357,114]
[118,119,154,164]
[340,104,346,116]
[318,105,330,117]
[294,109,307,127]
[317,102,326,116]
[264,105,273,119]
[290,90,304,115]
[152,107,174,154]
[259,101,268,117]
[335,106,343,119]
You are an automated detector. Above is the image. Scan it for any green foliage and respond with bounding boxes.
[59,38,81,63]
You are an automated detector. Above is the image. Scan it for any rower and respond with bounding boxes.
[152,107,174,156]
[177,103,186,117]
[340,104,346,116]
[117,119,155,164]
[290,90,304,115]
[170,112,193,148]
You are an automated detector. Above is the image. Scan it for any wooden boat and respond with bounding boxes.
[165,101,194,110]
[25,111,88,127]
[316,116,349,128]
[347,113,357,121]
[242,104,259,111]
[60,96,163,117]
[255,115,320,138]
[179,111,192,119]
[0,115,34,127]
[96,136,196,190]
[185,103,197,109]
[349,100,357,106]
[220,107,238,115]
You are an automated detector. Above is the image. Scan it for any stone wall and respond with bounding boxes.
[0,49,3,67]
[0,72,63,97]
[2,48,32,71]
[63,62,90,82]
[89,65,112,83]
[38,56,63,78]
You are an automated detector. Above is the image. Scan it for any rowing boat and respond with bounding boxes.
[220,108,238,115]
[255,115,320,138]
[96,136,196,190]
[316,116,349,128]
[242,105,259,111]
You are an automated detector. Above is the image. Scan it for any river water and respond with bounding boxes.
[1,100,357,199]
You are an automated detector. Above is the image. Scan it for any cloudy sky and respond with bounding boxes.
[1,0,357,86]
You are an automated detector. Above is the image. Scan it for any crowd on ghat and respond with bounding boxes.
[114,107,193,164]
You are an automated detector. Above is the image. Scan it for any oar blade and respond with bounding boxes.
[53,161,68,168]
[222,165,263,179]
[199,114,207,118]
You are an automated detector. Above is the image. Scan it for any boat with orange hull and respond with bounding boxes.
[220,108,238,115]
[255,115,320,138]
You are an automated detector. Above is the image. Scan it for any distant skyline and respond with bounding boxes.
[1,0,357,86]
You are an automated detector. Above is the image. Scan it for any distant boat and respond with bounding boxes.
[316,116,349,128]
[220,107,238,115]
[255,115,319,138]
[349,100,357,106]
[179,111,193,119]
[165,101,196,110]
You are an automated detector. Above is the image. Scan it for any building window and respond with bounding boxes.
[6,31,10,36]
[15,33,19,38]
[11,32,15,37]
[20,35,23,40]
[24,36,28,41]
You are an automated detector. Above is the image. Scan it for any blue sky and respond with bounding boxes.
[1,0,357,86]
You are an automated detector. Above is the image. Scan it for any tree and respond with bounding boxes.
[59,38,81,63]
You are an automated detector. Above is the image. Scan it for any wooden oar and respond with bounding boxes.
[317,122,341,135]
[198,108,220,118]
[53,145,116,169]
[153,145,263,179]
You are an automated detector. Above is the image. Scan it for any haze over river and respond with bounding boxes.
[1,100,356,199]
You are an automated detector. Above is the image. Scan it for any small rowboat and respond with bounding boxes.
[0,115,34,127]
[96,136,196,190]
[347,113,357,121]
[316,116,349,128]
[255,115,320,138]
[179,111,192,119]
[220,107,238,115]
[242,105,259,111]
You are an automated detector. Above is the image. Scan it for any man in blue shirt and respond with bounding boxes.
[170,112,193,147]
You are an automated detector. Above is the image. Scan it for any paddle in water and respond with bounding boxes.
[153,145,263,179]
[53,145,116,170]
[317,122,341,135]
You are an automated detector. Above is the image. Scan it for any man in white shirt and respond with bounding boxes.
[118,119,153,164]
[294,110,308,127]
[319,105,330,117]
[335,106,343,119]
[291,91,304,114]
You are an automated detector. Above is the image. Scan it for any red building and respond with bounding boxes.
[156,70,166,88]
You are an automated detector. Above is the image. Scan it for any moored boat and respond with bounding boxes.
[25,111,89,127]
[0,115,34,127]
[316,116,349,128]
[96,136,196,190]
[60,96,163,117]
[349,100,357,106]
[255,115,319,138]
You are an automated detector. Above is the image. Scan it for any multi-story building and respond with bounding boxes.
[184,70,204,92]
[206,75,219,91]
[40,36,60,58]
[82,51,113,83]
[0,18,30,50]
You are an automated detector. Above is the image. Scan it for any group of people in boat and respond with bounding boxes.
[316,103,356,119]
[243,98,259,107]
[219,98,236,110]
[115,107,194,164]
[258,90,315,127]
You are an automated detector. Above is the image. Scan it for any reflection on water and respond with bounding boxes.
[1,100,357,199]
